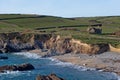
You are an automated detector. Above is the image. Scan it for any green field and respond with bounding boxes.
[0,14,120,47]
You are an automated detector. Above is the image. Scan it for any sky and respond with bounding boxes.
[0,0,120,17]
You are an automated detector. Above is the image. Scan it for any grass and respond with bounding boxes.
[0,14,120,47]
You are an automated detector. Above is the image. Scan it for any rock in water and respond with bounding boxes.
[36,73,64,80]
[16,63,35,71]
[0,56,8,59]
[0,63,34,72]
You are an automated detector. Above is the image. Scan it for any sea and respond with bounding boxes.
[0,52,119,80]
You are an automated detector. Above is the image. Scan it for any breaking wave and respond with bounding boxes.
[48,57,96,71]
[13,52,41,59]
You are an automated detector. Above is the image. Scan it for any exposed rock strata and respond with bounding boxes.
[44,36,110,56]
[0,32,117,56]
[36,73,64,80]
[0,32,52,53]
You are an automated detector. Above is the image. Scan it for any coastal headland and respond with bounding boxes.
[0,14,120,79]
[0,32,119,76]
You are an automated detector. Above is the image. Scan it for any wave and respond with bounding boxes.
[0,70,32,80]
[12,52,120,80]
[13,52,41,59]
[0,71,21,75]
[118,76,120,80]
[48,57,96,71]
[109,72,120,80]
[48,57,120,80]
[112,73,120,80]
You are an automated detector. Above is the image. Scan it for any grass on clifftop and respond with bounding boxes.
[0,14,120,47]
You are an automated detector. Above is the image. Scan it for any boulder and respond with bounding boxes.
[0,56,8,59]
[0,50,3,53]
[87,27,102,34]
[0,63,34,72]
[36,73,64,80]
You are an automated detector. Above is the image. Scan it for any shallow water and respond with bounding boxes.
[0,52,118,80]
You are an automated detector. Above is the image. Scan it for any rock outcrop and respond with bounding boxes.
[0,32,113,56]
[36,73,64,80]
[44,36,110,56]
[0,63,34,72]
[0,56,8,59]
[87,27,102,34]
[0,32,52,53]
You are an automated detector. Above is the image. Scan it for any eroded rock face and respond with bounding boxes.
[90,44,110,54]
[0,32,110,55]
[36,73,64,80]
[0,63,34,72]
[44,36,110,56]
[0,32,52,53]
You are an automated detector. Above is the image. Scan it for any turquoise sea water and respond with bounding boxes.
[0,52,119,80]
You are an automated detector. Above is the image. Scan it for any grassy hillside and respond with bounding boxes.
[0,14,81,32]
[0,14,120,32]
[0,14,120,47]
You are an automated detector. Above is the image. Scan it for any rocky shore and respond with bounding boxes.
[0,32,111,55]
[0,32,120,79]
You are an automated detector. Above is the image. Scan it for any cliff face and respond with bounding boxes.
[44,35,110,55]
[0,32,110,56]
[0,32,52,53]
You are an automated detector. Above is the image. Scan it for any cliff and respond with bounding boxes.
[0,32,52,53]
[44,35,110,56]
[0,32,117,56]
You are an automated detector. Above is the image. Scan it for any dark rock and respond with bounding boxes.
[6,42,35,52]
[0,56,8,59]
[36,73,64,80]
[0,63,34,72]
[87,27,102,34]
[16,63,35,71]
[91,43,110,54]
[0,50,3,53]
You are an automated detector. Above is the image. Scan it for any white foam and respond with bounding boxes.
[48,57,96,71]
[118,76,120,80]
[13,52,41,59]
[0,71,21,75]
[117,76,120,80]
[111,72,120,80]
[49,58,120,80]
[0,70,32,79]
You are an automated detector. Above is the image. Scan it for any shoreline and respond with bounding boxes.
[51,56,120,80]
[1,52,119,80]
[52,52,120,76]
[28,49,120,76]
[25,49,120,79]
[13,51,120,79]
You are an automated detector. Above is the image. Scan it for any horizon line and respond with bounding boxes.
[0,13,120,18]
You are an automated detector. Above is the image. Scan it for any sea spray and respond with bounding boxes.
[47,57,96,71]
[13,52,41,59]
[111,72,120,80]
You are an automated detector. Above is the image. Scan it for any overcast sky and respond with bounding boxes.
[0,0,120,17]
